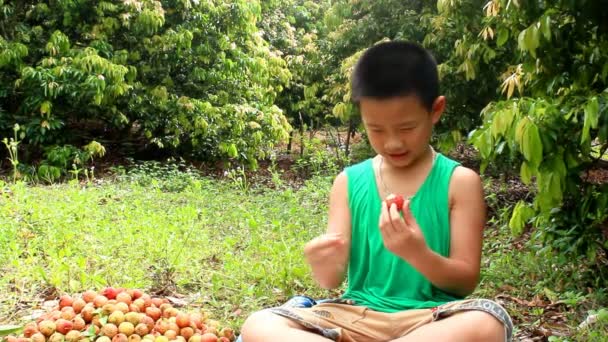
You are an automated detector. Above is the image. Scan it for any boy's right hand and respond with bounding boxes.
[304,233,347,271]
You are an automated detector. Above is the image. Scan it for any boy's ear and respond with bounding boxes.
[430,96,446,124]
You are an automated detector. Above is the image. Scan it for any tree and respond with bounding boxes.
[438,0,608,267]
[0,0,292,169]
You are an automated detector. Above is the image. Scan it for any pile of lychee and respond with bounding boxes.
[3,288,235,342]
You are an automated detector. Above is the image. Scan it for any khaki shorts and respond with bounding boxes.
[270,298,513,342]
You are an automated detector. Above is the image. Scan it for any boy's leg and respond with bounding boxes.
[391,310,505,342]
[240,309,332,342]
[391,298,513,342]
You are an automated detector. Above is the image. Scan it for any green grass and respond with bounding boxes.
[0,167,338,328]
[0,164,606,340]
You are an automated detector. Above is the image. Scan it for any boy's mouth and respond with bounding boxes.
[388,152,408,159]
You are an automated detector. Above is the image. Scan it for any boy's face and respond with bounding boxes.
[360,94,444,168]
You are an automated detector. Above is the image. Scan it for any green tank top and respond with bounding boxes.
[341,153,462,312]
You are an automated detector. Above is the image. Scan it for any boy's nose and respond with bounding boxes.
[384,138,405,151]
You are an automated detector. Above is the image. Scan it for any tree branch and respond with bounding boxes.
[593,142,608,166]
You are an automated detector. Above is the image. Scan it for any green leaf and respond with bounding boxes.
[491,107,514,139]
[497,28,509,47]
[0,325,22,337]
[582,97,600,146]
[516,117,543,168]
[515,115,528,143]
[519,26,540,56]
[537,170,563,211]
[540,15,551,41]
[526,26,540,57]
[517,29,527,51]
[227,143,238,158]
[509,201,535,236]
[524,120,543,168]
[40,101,52,116]
[520,161,533,184]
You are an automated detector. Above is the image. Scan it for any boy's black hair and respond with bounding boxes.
[351,41,439,111]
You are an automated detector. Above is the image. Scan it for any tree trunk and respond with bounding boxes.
[299,112,305,157]
[287,130,293,153]
[345,118,355,157]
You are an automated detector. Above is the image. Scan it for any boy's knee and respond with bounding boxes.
[240,309,292,341]
[467,311,506,342]
[240,310,270,340]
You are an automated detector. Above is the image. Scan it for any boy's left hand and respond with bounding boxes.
[379,199,429,262]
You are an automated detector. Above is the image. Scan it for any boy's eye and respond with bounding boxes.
[400,127,415,131]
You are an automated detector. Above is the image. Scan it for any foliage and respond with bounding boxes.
[321,0,494,151]
[450,0,608,261]
[0,0,292,165]
[259,0,336,154]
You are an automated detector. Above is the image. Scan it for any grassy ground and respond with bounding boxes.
[0,162,607,341]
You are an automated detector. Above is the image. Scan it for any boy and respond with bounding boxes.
[240,41,513,341]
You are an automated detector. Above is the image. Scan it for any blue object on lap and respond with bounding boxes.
[281,295,317,308]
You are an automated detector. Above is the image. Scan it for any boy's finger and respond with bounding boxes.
[389,204,405,232]
[379,201,389,225]
[402,200,414,226]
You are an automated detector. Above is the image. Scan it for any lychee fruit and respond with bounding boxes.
[72,298,86,314]
[60,307,76,320]
[108,311,125,326]
[385,193,405,211]
[31,332,46,342]
[200,333,218,342]
[101,323,118,338]
[145,307,161,321]
[55,319,73,335]
[134,323,149,336]
[112,333,128,342]
[115,302,129,314]
[219,327,234,340]
[102,287,119,300]
[93,295,109,308]
[72,316,86,331]
[38,320,57,337]
[128,335,141,342]
[162,308,178,319]
[150,298,163,308]
[80,306,95,323]
[48,333,65,342]
[124,312,141,326]
[116,292,132,305]
[65,330,82,342]
[175,314,190,329]
[118,322,135,336]
[23,322,39,337]
[82,290,97,303]
[59,295,74,309]
[179,327,194,340]
[132,299,145,312]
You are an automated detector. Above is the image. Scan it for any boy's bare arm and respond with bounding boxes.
[407,166,485,296]
[380,166,484,296]
[304,172,352,289]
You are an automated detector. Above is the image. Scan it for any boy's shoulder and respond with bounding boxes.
[343,157,374,179]
[446,161,483,200]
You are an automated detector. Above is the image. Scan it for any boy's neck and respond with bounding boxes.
[376,146,437,199]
